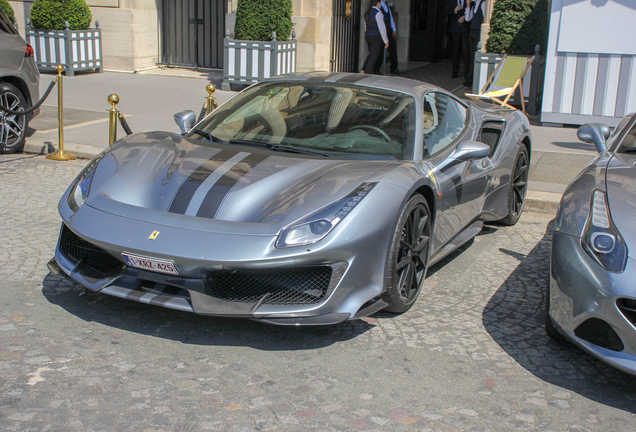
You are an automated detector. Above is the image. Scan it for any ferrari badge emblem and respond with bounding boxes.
[148,231,160,240]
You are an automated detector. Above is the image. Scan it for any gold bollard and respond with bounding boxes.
[205,84,218,115]
[47,65,76,161]
[107,94,120,145]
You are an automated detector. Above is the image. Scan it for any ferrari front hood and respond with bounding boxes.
[606,154,636,256]
[85,132,390,233]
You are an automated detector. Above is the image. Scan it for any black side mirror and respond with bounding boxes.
[174,110,197,134]
[438,141,490,172]
[577,123,611,153]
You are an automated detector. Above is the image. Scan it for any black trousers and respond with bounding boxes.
[362,35,384,74]
[451,31,469,77]
[466,29,480,84]
[374,31,398,72]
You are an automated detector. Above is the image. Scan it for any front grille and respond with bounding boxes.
[207,266,333,305]
[617,298,636,326]
[58,224,124,277]
[574,318,624,352]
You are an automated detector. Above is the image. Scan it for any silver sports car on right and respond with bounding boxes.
[547,112,636,375]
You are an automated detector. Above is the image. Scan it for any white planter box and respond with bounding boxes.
[27,22,102,76]
[222,31,297,91]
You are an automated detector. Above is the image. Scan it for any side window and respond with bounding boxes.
[423,92,467,156]
[618,120,636,153]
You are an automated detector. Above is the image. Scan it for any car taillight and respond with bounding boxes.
[25,43,34,58]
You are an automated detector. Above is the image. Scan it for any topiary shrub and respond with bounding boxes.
[30,0,92,31]
[234,0,293,41]
[486,0,548,55]
[0,0,15,23]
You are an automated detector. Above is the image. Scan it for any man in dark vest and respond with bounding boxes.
[447,0,470,79]
[375,0,404,76]
[361,0,389,75]
[465,0,485,87]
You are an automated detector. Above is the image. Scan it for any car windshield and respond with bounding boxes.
[194,82,417,160]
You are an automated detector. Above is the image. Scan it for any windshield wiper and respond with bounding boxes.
[192,129,225,143]
[228,139,270,148]
[270,144,330,157]
[228,139,330,157]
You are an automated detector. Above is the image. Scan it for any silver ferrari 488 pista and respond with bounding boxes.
[49,72,531,325]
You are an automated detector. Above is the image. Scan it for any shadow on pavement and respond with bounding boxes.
[41,273,373,350]
[483,220,636,414]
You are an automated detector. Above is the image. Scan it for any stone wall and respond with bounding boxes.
[9,0,160,72]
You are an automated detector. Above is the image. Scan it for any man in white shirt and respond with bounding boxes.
[361,1,389,75]
[376,0,403,75]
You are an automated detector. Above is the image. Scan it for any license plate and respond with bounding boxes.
[121,253,178,275]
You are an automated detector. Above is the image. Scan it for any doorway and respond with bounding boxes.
[331,0,362,72]
[160,0,227,69]
[408,0,449,63]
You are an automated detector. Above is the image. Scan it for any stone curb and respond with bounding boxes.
[524,190,561,214]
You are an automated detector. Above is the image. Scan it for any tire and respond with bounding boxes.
[0,83,29,154]
[545,278,565,342]
[382,195,432,313]
[499,145,529,226]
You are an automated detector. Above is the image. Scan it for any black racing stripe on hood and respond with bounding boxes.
[195,153,269,219]
[168,149,239,214]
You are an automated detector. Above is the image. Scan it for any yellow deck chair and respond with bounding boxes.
[465,55,534,114]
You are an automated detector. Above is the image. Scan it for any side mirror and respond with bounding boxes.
[174,110,197,134]
[437,141,490,172]
[577,123,611,153]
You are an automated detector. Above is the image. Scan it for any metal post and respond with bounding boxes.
[108,94,120,145]
[205,84,218,115]
[46,65,76,161]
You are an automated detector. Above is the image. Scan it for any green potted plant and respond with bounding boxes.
[470,0,548,115]
[0,0,15,24]
[222,0,297,90]
[27,0,102,76]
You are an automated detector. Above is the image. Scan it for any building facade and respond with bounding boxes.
[9,0,495,74]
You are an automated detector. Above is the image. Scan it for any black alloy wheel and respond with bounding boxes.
[0,83,29,154]
[383,195,432,313]
[500,146,529,225]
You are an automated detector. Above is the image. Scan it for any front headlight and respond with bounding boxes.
[581,190,628,273]
[276,182,377,248]
[67,157,100,212]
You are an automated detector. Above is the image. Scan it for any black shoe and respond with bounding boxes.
[372,70,383,75]
[451,73,459,78]
[390,69,404,76]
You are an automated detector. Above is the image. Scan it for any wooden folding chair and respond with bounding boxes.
[465,55,534,114]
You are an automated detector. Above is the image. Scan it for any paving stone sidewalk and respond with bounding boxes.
[1,154,635,431]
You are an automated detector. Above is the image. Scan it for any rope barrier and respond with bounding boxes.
[197,104,208,123]
[118,112,133,136]
[0,78,57,115]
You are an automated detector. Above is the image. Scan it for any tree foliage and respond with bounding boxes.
[30,0,92,31]
[486,0,548,55]
[235,0,293,41]
[0,0,15,23]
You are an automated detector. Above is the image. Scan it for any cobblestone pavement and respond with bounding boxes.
[1,154,635,431]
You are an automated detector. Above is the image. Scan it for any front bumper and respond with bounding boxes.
[52,200,393,325]
[549,231,636,374]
